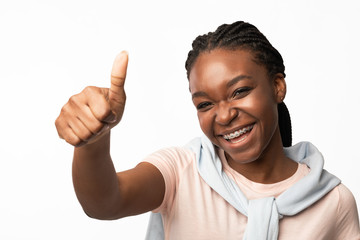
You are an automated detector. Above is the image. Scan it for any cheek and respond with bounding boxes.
[197,113,212,135]
[255,98,279,135]
[241,89,278,129]
[250,85,277,114]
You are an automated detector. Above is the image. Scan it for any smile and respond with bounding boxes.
[222,124,254,141]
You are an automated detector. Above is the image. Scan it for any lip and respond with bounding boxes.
[217,122,256,136]
[218,123,256,147]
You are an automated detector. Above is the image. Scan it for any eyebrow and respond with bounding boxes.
[192,91,208,99]
[191,74,252,99]
[226,74,252,88]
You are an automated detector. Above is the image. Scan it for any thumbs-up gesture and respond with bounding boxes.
[55,51,129,147]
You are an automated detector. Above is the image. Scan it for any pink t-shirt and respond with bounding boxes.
[143,147,360,240]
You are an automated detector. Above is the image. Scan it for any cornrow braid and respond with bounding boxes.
[185,21,292,147]
[278,102,292,147]
[185,21,285,79]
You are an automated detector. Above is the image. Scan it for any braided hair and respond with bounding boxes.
[185,21,292,147]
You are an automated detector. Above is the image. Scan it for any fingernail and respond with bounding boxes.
[96,124,110,136]
[104,112,117,123]
[75,141,87,148]
[121,50,128,55]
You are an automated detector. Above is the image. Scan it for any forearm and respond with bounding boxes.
[72,131,122,219]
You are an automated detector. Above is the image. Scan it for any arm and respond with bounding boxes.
[55,52,165,220]
[72,136,165,219]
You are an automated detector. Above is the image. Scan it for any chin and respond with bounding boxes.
[225,147,263,164]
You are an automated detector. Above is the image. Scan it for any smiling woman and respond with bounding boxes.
[55,21,360,240]
[189,49,292,176]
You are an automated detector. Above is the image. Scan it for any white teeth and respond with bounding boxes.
[223,125,254,140]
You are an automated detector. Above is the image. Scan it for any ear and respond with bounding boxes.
[273,73,286,103]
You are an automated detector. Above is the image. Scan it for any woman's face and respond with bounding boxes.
[189,49,285,164]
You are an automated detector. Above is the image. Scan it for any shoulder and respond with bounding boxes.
[328,184,358,215]
[332,184,360,238]
[320,183,358,215]
[283,184,360,239]
[335,184,359,217]
[143,146,195,167]
[142,146,196,180]
[142,146,198,213]
[335,184,356,204]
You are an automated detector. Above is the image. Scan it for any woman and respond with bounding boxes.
[55,21,360,239]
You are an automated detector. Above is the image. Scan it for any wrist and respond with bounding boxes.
[74,131,111,158]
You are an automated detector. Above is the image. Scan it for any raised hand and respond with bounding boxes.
[55,51,129,147]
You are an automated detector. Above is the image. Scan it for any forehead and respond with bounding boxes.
[189,49,267,92]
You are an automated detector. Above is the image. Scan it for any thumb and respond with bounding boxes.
[109,51,129,112]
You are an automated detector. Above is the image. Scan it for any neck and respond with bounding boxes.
[226,130,298,184]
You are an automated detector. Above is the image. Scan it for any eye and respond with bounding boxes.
[196,102,213,110]
[232,87,252,98]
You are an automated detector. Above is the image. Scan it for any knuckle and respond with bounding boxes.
[68,94,80,106]
[54,119,63,135]
[83,86,93,94]
[55,117,67,136]
[59,105,74,121]
[111,76,125,87]
[68,135,82,147]
[109,93,125,105]
[83,86,99,95]
[54,117,60,128]
[61,103,71,114]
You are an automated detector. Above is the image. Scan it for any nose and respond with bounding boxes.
[215,101,237,125]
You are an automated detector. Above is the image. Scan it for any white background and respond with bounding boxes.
[0,0,359,239]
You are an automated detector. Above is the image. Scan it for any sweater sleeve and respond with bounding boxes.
[334,184,360,239]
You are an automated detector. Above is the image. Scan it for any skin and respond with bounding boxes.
[55,52,165,219]
[55,48,297,220]
[189,48,297,183]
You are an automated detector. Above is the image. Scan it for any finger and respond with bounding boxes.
[68,116,94,142]
[77,104,108,133]
[87,88,116,124]
[68,103,111,142]
[77,86,115,125]
[62,101,97,142]
[55,118,82,146]
[75,124,109,147]
[86,124,110,145]
[65,128,84,147]
[109,51,128,111]
[66,88,108,133]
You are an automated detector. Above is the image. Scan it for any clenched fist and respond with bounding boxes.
[55,51,129,147]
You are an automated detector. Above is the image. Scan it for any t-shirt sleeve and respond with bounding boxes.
[334,184,360,239]
[142,147,195,214]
